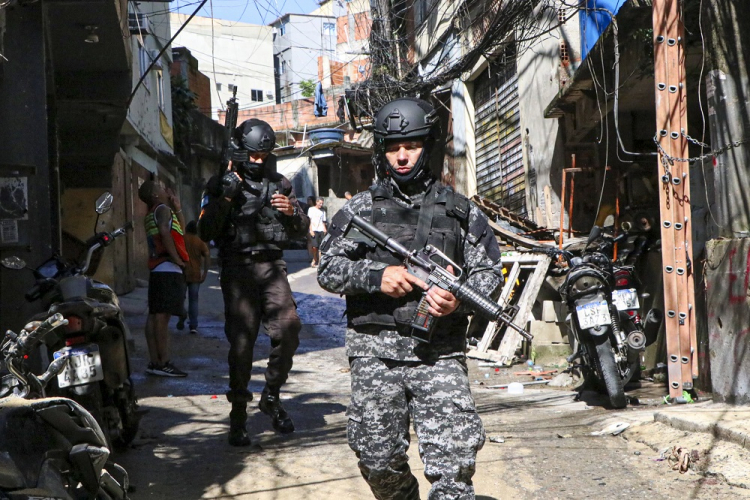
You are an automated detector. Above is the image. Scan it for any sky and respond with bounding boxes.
[172,0,323,26]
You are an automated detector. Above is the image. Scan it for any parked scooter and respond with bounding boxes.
[536,226,662,408]
[0,313,129,499]
[0,192,140,448]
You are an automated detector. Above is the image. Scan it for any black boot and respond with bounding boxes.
[259,387,295,434]
[228,403,251,446]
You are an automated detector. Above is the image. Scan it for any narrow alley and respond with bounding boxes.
[116,251,750,500]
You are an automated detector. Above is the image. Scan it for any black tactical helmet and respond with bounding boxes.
[235,119,276,153]
[373,97,440,184]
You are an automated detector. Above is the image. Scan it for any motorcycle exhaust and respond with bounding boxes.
[643,308,664,346]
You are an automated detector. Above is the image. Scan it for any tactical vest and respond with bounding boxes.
[221,177,291,256]
[345,183,471,337]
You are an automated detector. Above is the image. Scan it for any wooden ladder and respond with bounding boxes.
[468,252,551,364]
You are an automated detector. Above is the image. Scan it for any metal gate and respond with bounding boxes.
[474,47,525,215]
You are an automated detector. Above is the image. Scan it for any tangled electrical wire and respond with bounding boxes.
[350,0,576,119]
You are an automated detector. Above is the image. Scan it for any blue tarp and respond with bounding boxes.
[580,0,627,60]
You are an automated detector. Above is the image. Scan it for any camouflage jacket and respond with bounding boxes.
[317,178,502,361]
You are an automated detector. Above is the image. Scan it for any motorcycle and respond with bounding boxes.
[537,226,662,408]
[0,192,140,449]
[0,313,129,499]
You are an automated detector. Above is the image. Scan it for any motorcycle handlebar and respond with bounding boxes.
[16,313,67,356]
[529,246,573,266]
[80,222,133,275]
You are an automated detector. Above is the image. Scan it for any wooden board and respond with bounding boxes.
[495,255,552,365]
[476,261,521,353]
[544,185,554,229]
[487,219,547,249]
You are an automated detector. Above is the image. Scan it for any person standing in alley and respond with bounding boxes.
[182,220,210,335]
[307,197,327,267]
[318,97,502,499]
[199,118,309,447]
[139,181,189,378]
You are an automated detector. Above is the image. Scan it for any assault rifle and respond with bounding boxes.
[348,215,532,343]
[221,86,239,172]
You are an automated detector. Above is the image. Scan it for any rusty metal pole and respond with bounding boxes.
[568,155,576,239]
[653,0,698,401]
[560,168,567,249]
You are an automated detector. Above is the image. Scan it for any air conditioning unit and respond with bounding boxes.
[128,13,151,35]
[265,90,274,99]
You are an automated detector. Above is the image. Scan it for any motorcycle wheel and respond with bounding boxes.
[590,336,628,409]
[113,380,140,449]
[71,383,114,451]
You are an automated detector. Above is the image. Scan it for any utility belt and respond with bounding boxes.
[220,248,283,267]
[350,323,415,337]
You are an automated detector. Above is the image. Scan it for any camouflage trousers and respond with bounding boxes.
[347,356,485,500]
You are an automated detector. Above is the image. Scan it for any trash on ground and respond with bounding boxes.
[507,382,524,395]
[487,380,550,390]
[591,422,630,436]
[489,436,506,444]
[667,446,699,473]
[548,372,575,387]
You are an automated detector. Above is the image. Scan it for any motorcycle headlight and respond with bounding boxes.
[571,275,606,294]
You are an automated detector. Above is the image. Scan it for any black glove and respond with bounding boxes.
[205,175,224,198]
[221,172,242,200]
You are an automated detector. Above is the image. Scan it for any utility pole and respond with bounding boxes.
[652,0,698,402]
[702,0,750,403]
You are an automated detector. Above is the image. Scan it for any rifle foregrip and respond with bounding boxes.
[452,284,502,321]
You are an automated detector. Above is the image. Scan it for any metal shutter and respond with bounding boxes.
[474,47,526,215]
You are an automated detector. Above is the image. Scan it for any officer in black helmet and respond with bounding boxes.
[199,118,309,446]
[318,98,502,499]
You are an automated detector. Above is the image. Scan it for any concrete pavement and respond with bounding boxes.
[114,251,750,499]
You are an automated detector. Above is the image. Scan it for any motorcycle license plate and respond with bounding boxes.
[575,301,611,329]
[612,288,639,311]
[53,344,104,389]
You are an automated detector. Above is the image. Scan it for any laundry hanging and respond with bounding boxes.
[314,82,328,117]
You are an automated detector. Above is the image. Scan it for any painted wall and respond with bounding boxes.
[0,2,54,332]
[706,238,750,403]
[170,14,274,119]
[128,2,174,154]
[273,14,336,102]
[517,3,581,226]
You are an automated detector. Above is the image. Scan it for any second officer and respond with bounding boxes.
[199,118,310,446]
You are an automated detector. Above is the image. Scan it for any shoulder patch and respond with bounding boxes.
[445,190,470,221]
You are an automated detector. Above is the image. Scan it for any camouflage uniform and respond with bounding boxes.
[318,178,501,499]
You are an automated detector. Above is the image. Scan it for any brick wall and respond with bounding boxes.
[227,91,342,135]
[353,12,371,41]
[337,16,348,44]
[171,55,212,118]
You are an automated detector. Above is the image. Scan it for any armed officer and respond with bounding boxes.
[317,97,502,499]
[199,118,309,447]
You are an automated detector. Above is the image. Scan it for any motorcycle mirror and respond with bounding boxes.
[587,226,602,245]
[95,192,114,215]
[0,256,26,270]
